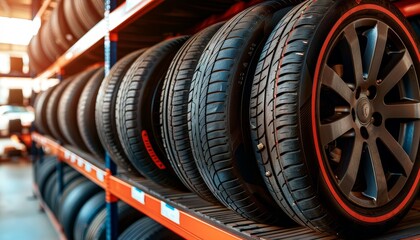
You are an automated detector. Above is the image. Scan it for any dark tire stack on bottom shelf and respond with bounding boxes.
[32,0,420,238]
[34,157,179,240]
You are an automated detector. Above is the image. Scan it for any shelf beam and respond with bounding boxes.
[32,133,242,240]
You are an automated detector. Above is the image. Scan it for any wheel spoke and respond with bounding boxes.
[378,51,412,96]
[322,66,354,103]
[378,128,413,176]
[344,23,364,86]
[382,102,420,120]
[320,114,354,145]
[365,141,388,205]
[338,137,363,195]
[364,21,388,83]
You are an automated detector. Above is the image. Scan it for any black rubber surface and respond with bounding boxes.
[50,170,83,216]
[96,50,145,174]
[34,86,56,136]
[189,1,299,224]
[160,23,223,202]
[43,165,72,209]
[74,0,103,32]
[34,155,55,186]
[116,37,188,188]
[59,177,102,240]
[85,202,144,240]
[119,217,182,240]
[40,21,64,62]
[78,67,105,159]
[58,69,98,150]
[46,77,75,144]
[28,31,51,72]
[39,24,58,63]
[50,0,75,50]
[37,156,59,198]
[74,192,106,240]
[63,0,86,39]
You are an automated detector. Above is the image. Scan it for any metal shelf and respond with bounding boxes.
[32,133,420,240]
[31,133,330,239]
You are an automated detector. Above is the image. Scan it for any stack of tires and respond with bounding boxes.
[28,0,104,73]
[34,0,420,238]
[35,156,179,240]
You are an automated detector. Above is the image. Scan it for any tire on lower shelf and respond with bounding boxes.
[160,23,223,202]
[58,69,99,151]
[50,170,83,216]
[119,217,182,240]
[37,156,59,197]
[34,155,55,186]
[116,37,188,188]
[58,177,102,240]
[43,165,72,209]
[249,0,420,237]
[189,1,298,224]
[77,67,105,159]
[95,49,146,174]
[85,202,144,239]
[73,192,106,240]
[46,76,76,144]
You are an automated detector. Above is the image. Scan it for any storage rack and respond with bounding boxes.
[31,0,420,239]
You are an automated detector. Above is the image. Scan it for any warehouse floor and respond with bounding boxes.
[0,159,58,240]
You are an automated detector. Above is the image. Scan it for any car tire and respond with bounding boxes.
[96,50,146,174]
[116,37,188,188]
[160,23,223,202]
[119,217,182,240]
[58,69,99,150]
[34,86,57,136]
[77,67,105,159]
[46,77,75,144]
[85,202,144,239]
[189,1,298,224]
[59,177,102,240]
[250,0,420,236]
[73,192,106,240]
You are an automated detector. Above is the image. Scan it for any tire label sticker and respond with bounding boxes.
[64,150,70,159]
[160,201,180,224]
[84,162,92,172]
[131,187,145,204]
[77,157,84,167]
[70,154,77,163]
[96,171,104,182]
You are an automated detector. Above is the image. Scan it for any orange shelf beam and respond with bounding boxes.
[32,133,242,240]
[32,133,106,189]
[108,176,241,240]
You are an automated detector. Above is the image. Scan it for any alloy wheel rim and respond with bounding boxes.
[317,18,420,208]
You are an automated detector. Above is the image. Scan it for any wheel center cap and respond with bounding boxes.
[356,97,372,124]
